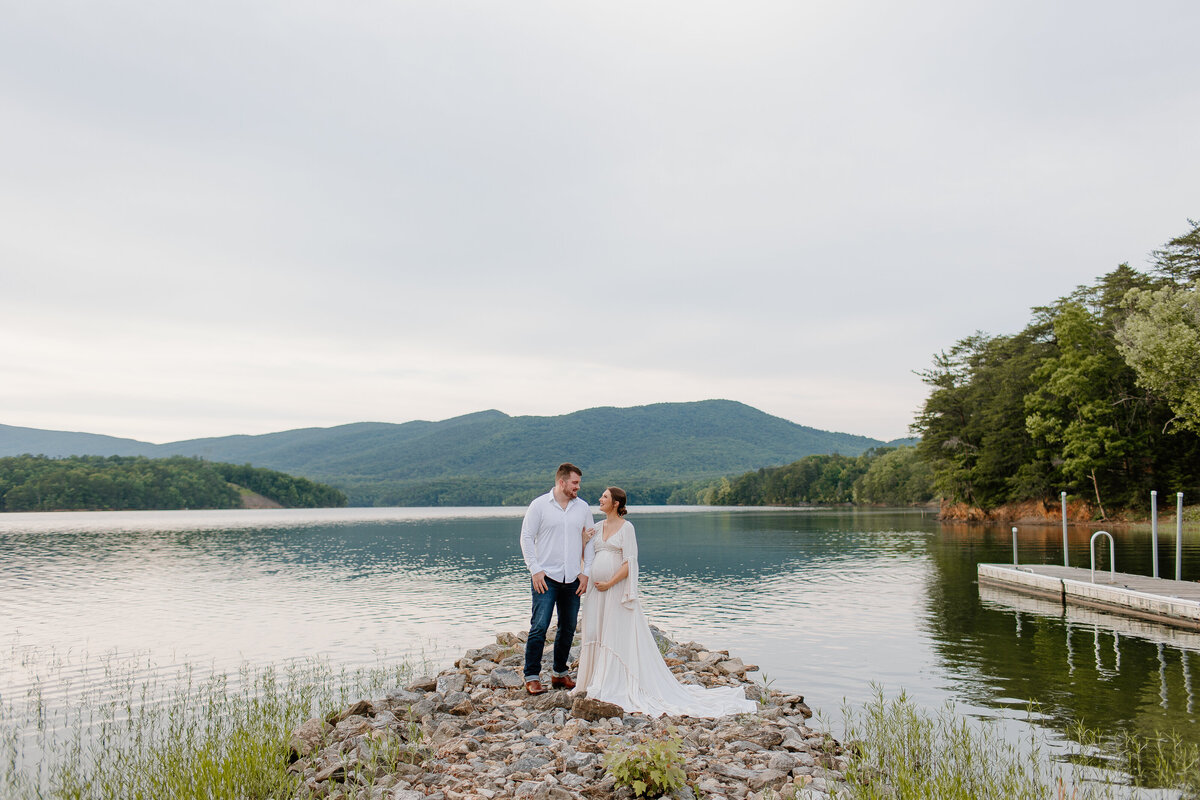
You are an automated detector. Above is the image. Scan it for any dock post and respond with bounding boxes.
[1012,526,1018,566]
[1152,490,1159,578]
[1178,492,1185,582]
[1061,492,1069,567]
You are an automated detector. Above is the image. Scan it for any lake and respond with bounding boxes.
[1,505,1198,762]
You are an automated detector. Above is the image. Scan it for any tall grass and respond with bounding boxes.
[829,689,1199,800]
[0,649,415,800]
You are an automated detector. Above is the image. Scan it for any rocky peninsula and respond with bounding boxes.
[286,627,850,800]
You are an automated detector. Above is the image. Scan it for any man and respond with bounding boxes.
[519,462,595,695]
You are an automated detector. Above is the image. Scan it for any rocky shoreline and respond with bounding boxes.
[287,627,850,800]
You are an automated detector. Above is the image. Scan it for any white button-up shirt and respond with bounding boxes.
[520,490,595,582]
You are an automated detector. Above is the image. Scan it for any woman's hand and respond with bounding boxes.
[595,580,610,592]
[582,526,596,545]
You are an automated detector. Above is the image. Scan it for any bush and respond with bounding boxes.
[603,730,688,798]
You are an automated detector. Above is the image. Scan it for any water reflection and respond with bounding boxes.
[922,521,1200,751]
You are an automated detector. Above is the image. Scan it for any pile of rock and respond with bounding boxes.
[287,629,849,800]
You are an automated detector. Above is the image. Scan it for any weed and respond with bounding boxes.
[755,672,777,706]
[0,648,414,800]
[603,727,688,798]
[829,687,1200,800]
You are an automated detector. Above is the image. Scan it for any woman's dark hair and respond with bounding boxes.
[608,486,628,516]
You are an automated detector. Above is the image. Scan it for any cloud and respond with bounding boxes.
[2,0,1198,443]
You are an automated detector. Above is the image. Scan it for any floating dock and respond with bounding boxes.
[977,563,1200,631]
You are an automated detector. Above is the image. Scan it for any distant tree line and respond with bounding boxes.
[673,448,935,507]
[912,220,1200,517]
[0,455,347,512]
[209,462,347,509]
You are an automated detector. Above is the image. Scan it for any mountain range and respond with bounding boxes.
[0,400,914,505]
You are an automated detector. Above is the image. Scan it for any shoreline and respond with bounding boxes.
[288,629,846,800]
[937,498,1200,527]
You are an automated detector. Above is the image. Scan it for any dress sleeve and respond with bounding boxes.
[620,522,639,609]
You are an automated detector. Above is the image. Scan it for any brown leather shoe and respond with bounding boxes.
[525,680,546,695]
[550,675,576,690]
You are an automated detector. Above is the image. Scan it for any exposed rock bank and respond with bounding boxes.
[938,498,1099,524]
[287,628,848,800]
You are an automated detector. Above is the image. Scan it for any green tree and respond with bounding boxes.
[1023,302,1146,519]
[854,446,935,505]
[912,329,1050,507]
[1148,218,1200,282]
[1118,279,1200,435]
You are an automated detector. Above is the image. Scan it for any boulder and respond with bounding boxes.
[387,688,424,705]
[570,696,624,721]
[406,675,437,692]
[529,690,573,711]
[486,667,525,688]
[287,717,327,760]
[436,673,467,695]
[334,699,374,721]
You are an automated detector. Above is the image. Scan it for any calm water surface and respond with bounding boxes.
[2,506,1198,753]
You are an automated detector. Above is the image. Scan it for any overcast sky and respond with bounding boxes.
[2,1,1197,444]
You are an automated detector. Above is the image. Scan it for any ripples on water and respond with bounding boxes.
[2,505,1199,759]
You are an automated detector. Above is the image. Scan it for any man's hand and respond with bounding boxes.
[532,571,548,593]
[576,575,589,595]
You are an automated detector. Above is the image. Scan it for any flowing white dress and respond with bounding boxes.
[576,520,757,717]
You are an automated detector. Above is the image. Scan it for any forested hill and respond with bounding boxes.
[0,400,896,506]
[0,456,348,512]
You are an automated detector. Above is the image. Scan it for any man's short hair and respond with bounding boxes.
[556,462,582,481]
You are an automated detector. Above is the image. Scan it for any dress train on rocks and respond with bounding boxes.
[575,521,756,717]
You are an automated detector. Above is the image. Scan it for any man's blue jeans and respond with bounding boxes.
[524,576,580,681]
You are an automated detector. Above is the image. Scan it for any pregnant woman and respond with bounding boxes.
[575,486,757,717]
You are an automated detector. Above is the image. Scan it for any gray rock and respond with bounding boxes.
[514,780,542,797]
[767,751,797,772]
[565,752,598,772]
[782,733,808,751]
[570,696,624,721]
[287,717,327,759]
[748,768,788,790]
[370,710,398,727]
[436,673,467,695]
[387,688,424,705]
[506,756,550,775]
[449,698,476,716]
[714,762,755,781]
[334,699,374,721]
[748,729,784,748]
[529,690,572,710]
[332,715,371,740]
[406,675,437,692]
[313,761,346,782]
[559,772,589,788]
[486,667,525,689]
